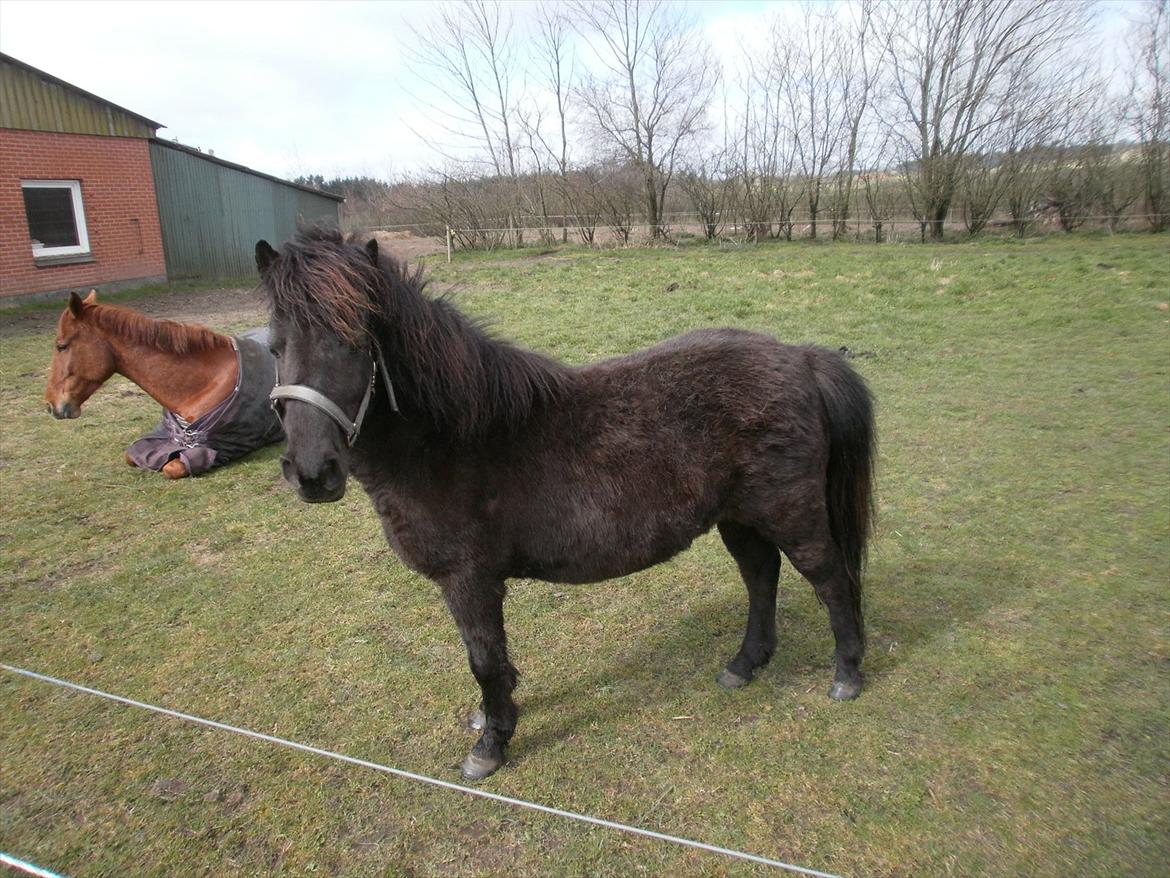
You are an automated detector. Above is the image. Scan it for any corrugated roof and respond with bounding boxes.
[151,139,346,202]
[0,52,164,134]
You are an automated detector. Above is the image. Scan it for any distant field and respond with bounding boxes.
[2,234,1167,877]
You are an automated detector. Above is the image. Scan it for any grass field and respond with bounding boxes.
[2,234,1168,877]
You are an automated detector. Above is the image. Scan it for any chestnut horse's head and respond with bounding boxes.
[45,290,116,419]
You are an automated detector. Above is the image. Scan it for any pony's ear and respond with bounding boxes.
[67,291,85,317]
[83,289,97,305]
[365,238,379,265]
[255,240,279,275]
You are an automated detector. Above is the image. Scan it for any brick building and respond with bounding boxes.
[1,53,342,302]
[1,53,168,300]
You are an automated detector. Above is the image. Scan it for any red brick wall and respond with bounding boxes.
[0,129,167,299]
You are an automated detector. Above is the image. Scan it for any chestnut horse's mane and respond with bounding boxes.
[81,302,233,354]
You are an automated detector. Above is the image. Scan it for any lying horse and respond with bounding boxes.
[258,228,876,779]
[44,290,283,478]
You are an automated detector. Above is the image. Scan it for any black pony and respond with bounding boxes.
[256,228,876,780]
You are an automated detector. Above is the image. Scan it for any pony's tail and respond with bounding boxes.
[809,347,876,648]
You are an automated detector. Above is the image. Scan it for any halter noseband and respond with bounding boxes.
[269,343,398,447]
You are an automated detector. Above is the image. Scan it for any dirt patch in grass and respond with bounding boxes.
[1,238,447,338]
[0,285,269,339]
[370,230,446,263]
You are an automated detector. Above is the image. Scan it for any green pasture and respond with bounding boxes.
[2,234,1168,876]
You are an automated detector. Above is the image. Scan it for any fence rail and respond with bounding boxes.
[430,212,1170,258]
[343,212,1168,263]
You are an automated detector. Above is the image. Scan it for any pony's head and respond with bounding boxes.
[257,233,383,503]
[45,290,116,419]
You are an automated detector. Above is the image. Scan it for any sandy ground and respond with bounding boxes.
[0,233,447,340]
[0,286,269,341]
[369,230,447,263]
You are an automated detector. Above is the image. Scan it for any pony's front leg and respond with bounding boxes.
[441,575,518,780]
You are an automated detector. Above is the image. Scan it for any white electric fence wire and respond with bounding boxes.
[0,852,68,878]
[2,664,843,878]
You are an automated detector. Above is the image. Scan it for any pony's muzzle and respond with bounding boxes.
[281,453,346,503]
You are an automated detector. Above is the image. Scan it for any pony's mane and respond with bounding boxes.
[264,227,570,440]
[81,302,231,354]
[264,227,385,345]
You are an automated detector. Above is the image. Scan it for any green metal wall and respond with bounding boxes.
[149,140,341,279]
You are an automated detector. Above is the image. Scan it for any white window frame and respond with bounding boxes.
[21,179,90,258]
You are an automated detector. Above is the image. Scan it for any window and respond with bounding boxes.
[22,180,90,258]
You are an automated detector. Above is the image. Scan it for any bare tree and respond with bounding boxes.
[516,112,557,243]
[958,153,1002,235]
[520,5,576,242]
[1123,0,1170,231]
[385,0,1137,248]
[859,134,901,241]
[579,163,641,244]
[762,2,877,241]
[573,0,719,238]
[1093,145,1142,233]
[678,158,730,240]
[769,5,849,240]
[826,1,879,240]
[1000,146,1051,237]
[564,168,603,244]
[1046,81,1117,233]
[997,65,1071,237]
[726,51,799,241]
[408,168,512,250]
[408,0,525,240]
[875,0,1091,240]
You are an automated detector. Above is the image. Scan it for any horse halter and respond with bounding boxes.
[269,342,398,447]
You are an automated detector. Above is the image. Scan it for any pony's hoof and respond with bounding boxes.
[717,667,751,689]
[460,748,503,781]
[828,680,862,701]
[466,708,486,731]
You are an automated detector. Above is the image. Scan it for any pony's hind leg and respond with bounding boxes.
[716,521,781,689]
[441,575,518,780]
[777,528,865,701]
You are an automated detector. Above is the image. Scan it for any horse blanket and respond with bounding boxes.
[126,329,284,475]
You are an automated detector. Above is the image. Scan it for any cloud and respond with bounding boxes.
[0,0,443,178]
[0,0,1138,180]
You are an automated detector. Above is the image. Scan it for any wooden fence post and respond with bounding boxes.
[446,227,452,264]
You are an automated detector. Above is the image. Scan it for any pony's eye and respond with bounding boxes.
[55,343,69,353]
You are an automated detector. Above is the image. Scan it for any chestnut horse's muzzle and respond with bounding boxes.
[47,400,79,420]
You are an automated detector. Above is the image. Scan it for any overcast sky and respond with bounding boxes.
[0,0,1137,183]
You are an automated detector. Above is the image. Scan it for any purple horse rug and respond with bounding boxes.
[126,329,284,475]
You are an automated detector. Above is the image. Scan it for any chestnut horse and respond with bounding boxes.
[45,290,283,478]
[258,228,876,779]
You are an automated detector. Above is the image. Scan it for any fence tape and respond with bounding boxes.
[0,852,68,878]
[2,663,843,878]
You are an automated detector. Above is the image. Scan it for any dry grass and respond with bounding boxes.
[2,233,1168,877]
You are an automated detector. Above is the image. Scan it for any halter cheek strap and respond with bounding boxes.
[269,343,398,448]
[374,342,398,413]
